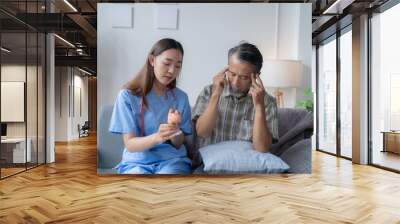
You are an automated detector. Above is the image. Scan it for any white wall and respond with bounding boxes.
[1,65,40,137]
[296,4,313,103]
[55,67,89,141]
[98,3,312,111]
[55,67,68,141]
[46,32,55,163]
[72,73,89,138]
[269,3,312,107]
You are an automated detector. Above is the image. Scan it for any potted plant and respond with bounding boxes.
[296,88,314,112]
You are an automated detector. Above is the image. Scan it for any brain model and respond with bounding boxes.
[168,109,181,125]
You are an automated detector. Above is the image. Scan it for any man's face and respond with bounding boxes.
[226,54,257,94]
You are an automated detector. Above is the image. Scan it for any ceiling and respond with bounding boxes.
[0,0,393,75]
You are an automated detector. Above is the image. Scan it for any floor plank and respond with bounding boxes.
[372,150,400,171]
[1,134,400,223]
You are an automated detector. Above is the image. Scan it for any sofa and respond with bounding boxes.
[97,105,313,174]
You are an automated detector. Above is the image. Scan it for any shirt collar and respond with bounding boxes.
[149,87,176,100]
[221,85,230,98]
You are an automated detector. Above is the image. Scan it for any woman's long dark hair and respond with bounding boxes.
[123,38,184,107]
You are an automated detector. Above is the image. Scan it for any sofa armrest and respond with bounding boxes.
[279,138,311,173]
[304,128,314,139]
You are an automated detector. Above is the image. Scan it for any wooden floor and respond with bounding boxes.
[1,167,26,178]
[1,135,400,223]
[372,150,400,171]
[1,163,45,178]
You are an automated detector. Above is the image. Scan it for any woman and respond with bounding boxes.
[109,38,192,174]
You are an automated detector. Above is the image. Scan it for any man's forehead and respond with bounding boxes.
[229,54,242,64]
[228,57,256,74]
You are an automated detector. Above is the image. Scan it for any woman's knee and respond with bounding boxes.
[156,161,191,174]
[123,166,152,174]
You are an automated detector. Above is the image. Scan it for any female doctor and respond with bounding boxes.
[109,38,192,174]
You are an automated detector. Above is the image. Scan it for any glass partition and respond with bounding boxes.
[0,1,46,179]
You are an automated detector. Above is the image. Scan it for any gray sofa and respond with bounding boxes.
[97,105,313,174]
[271,108,313,173]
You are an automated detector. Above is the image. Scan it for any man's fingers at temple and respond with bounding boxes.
[220,67,228,75]
[248,87,255,95]
[256,75,265,88]
[251,82,260,90]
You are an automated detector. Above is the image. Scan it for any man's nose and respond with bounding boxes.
[231,76,239,86]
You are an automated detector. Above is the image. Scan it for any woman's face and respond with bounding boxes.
[150,48,183,86]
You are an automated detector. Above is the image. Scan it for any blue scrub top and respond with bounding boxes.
[109,88,192,165]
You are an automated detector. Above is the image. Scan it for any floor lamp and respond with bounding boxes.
[261,60,303,108]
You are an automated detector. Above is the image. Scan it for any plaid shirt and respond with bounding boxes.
[192,84,279,149]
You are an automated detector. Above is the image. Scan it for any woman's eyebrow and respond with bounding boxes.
[164,58,182,63]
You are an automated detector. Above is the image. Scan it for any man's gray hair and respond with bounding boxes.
[228,41,263,73]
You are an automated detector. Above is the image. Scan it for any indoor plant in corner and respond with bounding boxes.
[296,88,314,112]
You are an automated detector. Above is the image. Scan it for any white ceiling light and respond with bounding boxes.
[78,67,92,76]
[63,0,78,12]
[323,0,355,15]
[1,47,11,53]
[54,34,75,48]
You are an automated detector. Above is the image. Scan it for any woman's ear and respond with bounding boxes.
[149,55,155,67]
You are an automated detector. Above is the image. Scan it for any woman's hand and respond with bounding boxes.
[153,123,181,144]
[168,109,183,144]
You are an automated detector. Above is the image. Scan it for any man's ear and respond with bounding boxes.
[149,55,155,67]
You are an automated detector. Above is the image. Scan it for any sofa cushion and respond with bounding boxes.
[271,108,313,156]
[280,138,312,173]
[199,140,290,174]
[98,105,125,170]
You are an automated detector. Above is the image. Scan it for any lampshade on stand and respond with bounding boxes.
[261,60,303,108]
[273,88,284,108]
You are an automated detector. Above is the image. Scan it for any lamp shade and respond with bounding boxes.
[261,60,303,88]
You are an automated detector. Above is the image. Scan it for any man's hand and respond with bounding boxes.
[248,74,272,153]
[212,67,229,97]
[249,73,266,109]
[195,68,227,139]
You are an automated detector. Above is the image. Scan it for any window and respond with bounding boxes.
[370,2,400,171]
[340,28,352,158]
[318,36,337,154]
